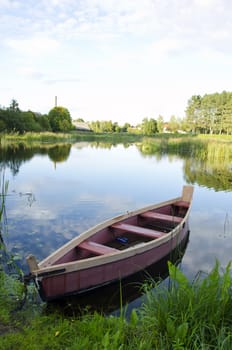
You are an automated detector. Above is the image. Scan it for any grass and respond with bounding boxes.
[138,134,232,162]
[0,131,144,145]
[1,261,232,349]
[1,132,231,153]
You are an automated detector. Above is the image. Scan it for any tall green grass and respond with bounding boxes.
[139,135,232,163]
[1,261,232,349]
[0,132,76,144]
[0,172,26,325]
[140,260,232,349]
[0,131,144,145]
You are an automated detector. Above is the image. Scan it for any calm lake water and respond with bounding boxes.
[1,140,232,309]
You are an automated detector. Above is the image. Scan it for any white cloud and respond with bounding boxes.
[6,36,60,56]
[1,0,232,123]
[18,67,44,80]
[194,0,218,7]
[0,0,20,8]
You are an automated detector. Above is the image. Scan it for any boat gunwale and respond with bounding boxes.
[29,194,192,276]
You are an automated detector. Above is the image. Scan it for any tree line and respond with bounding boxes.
[185,91,232,135]
[0,91,231,135]
[0,100,159,135]
[0,100,73,134]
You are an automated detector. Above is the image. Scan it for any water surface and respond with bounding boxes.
[1,141,232,286]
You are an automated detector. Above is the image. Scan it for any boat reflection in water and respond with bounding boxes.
[46,230,190,316]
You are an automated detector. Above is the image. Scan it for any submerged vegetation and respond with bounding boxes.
[1,262,232,349]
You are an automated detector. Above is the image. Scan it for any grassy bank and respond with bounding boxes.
[0,131,144,145]
[1,130,231,146]
[1,261,232,349]
[139,134,232,158]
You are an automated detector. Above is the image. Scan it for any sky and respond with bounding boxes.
[0,0,232,125]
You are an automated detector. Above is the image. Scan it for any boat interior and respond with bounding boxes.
[54,201,189,265]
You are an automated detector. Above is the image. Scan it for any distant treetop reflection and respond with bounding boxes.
[0,139,231,191]
[0,143,72,175]
[47,144,71,163]
[138,137,232,192]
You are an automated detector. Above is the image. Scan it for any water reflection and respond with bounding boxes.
[0,143,72,175]
[138,139,232,191]
[1,140,231,191]
[47,144,71,163]
[0,140,231,289]
[183,158,232,192]
[46,232,190,316]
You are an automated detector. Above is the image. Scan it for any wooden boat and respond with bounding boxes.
[47,232,190,315]
[26,185,194,301]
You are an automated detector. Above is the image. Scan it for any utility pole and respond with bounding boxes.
[55,96,57,107]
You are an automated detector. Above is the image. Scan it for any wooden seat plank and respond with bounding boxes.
[173,200,189,208]
[111,223,164,239]
[140,211,182,223]
[78,241,118,255]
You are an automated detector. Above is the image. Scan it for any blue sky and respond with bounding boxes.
[1,0,232,125]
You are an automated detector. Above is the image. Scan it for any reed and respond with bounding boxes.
[139,135,232,163]
[0,131,144,145]
[1,132,75,144]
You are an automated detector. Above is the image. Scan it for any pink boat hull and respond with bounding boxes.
[39,222,189,300]
[26,185,194,301]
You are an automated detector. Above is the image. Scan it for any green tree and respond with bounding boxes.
[0,119,6,132]
[89,120,114,133]
[8,99,20,112]
[21,111,41,132]
[0,108,7,132]
[48,106,72,132]
[185,95,202,133]
[168,115,180,133]
[157,115,164,133]
[35,114,51,131]
[89,121,101,133]
[4,109,24,133]
[122,122,131,132]
[184,91,232,135]
[141,118,158,136]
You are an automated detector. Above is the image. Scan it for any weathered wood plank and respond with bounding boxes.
[181,185,194,202]
[78,241,119,255]
[173,200,189,208]
[140,211,182,223]
[111,223,164,238]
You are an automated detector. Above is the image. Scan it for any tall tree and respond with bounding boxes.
[48,106,72,132]
[141,118,158,136]
[8,99,20,112]
[185,91,232,134]
[185,95,202,133]
[168,115,180,133]
[157,115,164,133]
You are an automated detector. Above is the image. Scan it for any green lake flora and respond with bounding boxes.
[1,261,232,349]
